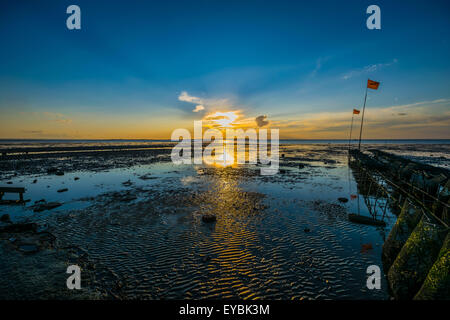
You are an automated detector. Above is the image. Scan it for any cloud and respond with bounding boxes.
[192,105,205,112]
[178,91,231,113]
[270,98,450,138]
[255,115,269,127]
[204,111,239,128]
[178,91,202,104]
[342,59,398,80]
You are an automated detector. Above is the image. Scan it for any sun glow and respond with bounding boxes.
[203,146,235,167]
[204,111,239,128]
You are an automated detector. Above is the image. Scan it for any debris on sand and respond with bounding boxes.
[202,214,216,223]
[361,243,373,253]
[338,197,348,203]
[0,222,37,233]
[57,188,68,193]
[47,167,64,176]
[201,255,211,263]
[0,214,11,223]
[33,201,62,212]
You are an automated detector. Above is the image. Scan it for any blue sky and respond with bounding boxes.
[0,0,449,139]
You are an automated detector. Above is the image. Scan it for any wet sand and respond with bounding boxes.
[0,143,448,299]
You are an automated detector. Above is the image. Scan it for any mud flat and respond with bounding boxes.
[0,142,447,299]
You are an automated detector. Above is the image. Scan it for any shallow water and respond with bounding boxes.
[0,144,402,299]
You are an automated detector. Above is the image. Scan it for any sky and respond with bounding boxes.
[0,0,449,139]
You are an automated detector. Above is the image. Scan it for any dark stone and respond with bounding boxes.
[57,188,68,193]
[338,197,348,203]
[74,177,80,181]
[55,171,64,176]
[202,214,216,223]
[32,179,37,184]
[304,228,310,233]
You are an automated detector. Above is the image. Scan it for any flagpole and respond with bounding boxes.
[358,85,368,150]
[348,112,354,150]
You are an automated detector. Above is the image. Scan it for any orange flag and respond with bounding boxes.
[353,109,360,115]
[367,79,380,90]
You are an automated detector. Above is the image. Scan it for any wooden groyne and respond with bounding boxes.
[349,149,449,300]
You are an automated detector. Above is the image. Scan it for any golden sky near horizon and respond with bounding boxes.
[1,97,449,140]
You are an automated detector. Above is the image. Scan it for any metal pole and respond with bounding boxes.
[358,86,368,150]
[348,113,354,150]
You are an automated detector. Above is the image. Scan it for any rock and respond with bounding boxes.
[121,195,137,202]
[47,167,58,174]
[414,233,450,300]
[202,214,216,223]
[33,202,62,212]
[57,188,68,193]
[122,180,133,186]
[304,228,310,233]
[74,177,80,181]
[55,171,64,176]
[18,244,39,254]
[338,197,348,203]
[6,181,12,184]
[298,164,305,169]
[382,200,422,271]
[139,174,155,180]
[0,214,11,223]
[388,217,447,300]
[32,179,37,184]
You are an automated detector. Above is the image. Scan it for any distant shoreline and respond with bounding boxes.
[0,138,449,145]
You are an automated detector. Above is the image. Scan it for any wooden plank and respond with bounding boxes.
[0,187,25,193]
[348,213,386,226]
